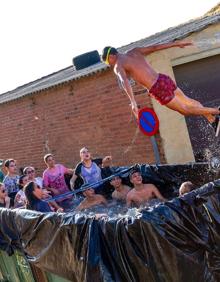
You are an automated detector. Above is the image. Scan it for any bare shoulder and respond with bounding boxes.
[123,185,131,191]
[127,48,140,55]
[97,194,107,203]
[97,194,105,200]
[127,188,135,198]
[144,183,158,190]
[76,199,86,211]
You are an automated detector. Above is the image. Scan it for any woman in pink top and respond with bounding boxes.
[43,154,73,199]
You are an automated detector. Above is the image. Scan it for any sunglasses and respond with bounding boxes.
[27,170,35,174]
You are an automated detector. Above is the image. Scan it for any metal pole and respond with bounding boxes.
[150,136,161,164]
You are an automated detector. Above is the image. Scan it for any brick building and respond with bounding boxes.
[0,5,220,173]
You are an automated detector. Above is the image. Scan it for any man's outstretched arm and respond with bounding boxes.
[151,185,166,201]
[115,66,138,118]
[137,41,193,56]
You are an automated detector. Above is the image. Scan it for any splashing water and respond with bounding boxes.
[68,198,163,220]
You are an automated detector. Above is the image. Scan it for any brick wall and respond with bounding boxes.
[0,70,165,175]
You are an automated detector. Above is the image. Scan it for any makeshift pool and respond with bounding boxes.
[0,162,220,282]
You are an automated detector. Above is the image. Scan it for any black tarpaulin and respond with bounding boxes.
[0,163,220,282]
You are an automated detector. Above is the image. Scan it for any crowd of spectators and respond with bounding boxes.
[0,147,195,214]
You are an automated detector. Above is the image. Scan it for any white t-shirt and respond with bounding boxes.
[34,177,43,188]
[14,190,26,207]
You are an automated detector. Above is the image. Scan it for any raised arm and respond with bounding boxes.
[137,41,193,56]
[70,173,78,190]
[115,65,138,119]
[102,156,112,168]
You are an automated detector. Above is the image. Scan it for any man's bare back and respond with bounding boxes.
[115,50,158,90]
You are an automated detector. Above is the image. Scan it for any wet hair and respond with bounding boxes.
[101,46,118,62]
[129,168,141,180]
[24,181,38,210]
[179,181,195,196]
[17,175,27,190]
[43,154,53,163]
[4,159,15,168]
[110,175,122,184]
[83,188,94,197]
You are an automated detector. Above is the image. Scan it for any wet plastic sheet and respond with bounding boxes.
[0,163,220,282]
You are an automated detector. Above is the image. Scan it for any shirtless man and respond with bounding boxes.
[110,176,131,202]
[126,170,166,208]
[76,188,107,211]
[102,42,220,135]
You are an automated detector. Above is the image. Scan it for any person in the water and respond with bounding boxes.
[126,170,166,208]
[179,181,195,196]
[102,43,220,135]
[110,176,131,202]
[76,188,107,211]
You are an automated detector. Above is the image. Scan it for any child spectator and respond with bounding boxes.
[14,175,29,208]
[3,159,19,202]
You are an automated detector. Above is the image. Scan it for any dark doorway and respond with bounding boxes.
[173,54,220,161]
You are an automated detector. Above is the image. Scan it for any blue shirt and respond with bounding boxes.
[33,199,52,212]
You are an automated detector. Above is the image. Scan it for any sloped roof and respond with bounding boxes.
[1,12,220,104]
[205,3,220,16]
